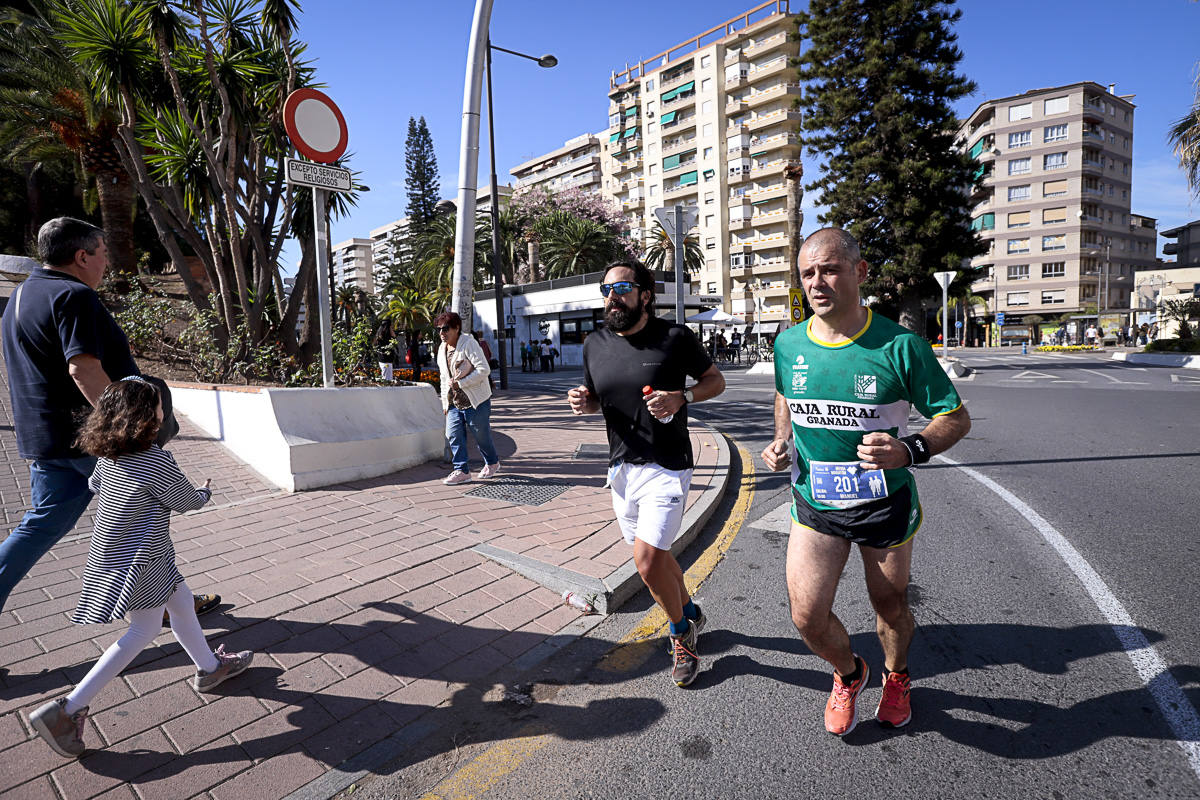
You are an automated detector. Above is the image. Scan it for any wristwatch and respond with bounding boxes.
[683,388,695,404]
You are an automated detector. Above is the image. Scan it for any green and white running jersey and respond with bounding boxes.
[773,310,963,512]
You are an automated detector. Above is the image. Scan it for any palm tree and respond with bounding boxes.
[1160,297,1199,340]
[1169,70,1200,199]
[380,273,448,379]
[0,2,136,278]
[537,211,620,280]
[334,285,359,332]
[412,213,492,291]
[642,221,703,275]
[784,162,804,289]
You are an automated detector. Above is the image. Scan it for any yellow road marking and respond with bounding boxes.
[419,438,754,800]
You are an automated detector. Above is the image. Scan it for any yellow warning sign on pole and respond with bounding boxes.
[788,289,806,324]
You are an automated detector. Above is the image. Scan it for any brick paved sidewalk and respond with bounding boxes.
[0,387,727,800]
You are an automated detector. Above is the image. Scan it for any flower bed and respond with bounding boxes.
[1034,345,1099,352]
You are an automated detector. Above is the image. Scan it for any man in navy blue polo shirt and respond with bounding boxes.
[0,218,218,620]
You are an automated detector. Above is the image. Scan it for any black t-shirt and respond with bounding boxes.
[2,269,139,459]
[582,316,713,471]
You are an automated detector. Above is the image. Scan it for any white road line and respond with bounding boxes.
[1079,368,1146,385]
[937,454,1200,780]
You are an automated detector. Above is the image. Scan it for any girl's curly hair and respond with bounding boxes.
[75,378,161,458]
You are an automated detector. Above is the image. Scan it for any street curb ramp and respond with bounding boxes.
[471,422,732,615]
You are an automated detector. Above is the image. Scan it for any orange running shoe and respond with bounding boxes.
[824,655,869,736]
[875,670,912,728]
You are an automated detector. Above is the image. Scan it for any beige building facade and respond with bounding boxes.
[511,133,603,197]
[331,237,376,294]
[960,82,1157,338]
[601,0,801,325]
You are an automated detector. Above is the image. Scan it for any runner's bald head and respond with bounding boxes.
[801,228,861,266]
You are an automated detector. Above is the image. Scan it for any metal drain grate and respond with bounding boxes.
[573,443,609,460]
[464,476,572,506]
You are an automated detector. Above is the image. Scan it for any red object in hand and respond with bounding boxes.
[642,385,653,396]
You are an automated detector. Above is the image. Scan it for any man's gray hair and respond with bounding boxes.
[801,228,861,265]
[38,217,104,269]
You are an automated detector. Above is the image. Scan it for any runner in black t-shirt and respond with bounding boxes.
[568,260,725,687]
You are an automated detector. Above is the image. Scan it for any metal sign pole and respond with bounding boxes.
[313,188,335,387]
[674,206,685,325]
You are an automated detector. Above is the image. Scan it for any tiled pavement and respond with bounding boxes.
[0,379,727,800]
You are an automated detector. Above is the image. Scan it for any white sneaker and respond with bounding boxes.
[443,470,471,485]
[478,462,501,480]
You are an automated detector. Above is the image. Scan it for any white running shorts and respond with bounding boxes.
[608,460,693,551]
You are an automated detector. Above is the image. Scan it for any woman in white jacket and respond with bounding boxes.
[434,311,501,485]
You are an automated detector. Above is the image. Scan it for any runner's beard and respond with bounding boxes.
[605,298,644,332]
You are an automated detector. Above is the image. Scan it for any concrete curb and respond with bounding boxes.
[1112,351,1200,369]
[472,422,732,615]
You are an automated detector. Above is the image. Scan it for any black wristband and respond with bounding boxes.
[898,434,931,466]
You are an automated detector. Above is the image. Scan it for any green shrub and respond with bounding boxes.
[1145,338,1200,354]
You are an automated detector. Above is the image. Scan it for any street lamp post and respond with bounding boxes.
[484,41,556,391]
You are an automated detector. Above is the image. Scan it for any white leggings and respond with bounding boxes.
[64,582,218,714]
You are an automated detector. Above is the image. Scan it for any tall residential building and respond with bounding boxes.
[1161,219,1200,267]
[960,82,1158,333]
[511,133,603,197]
[369,218,408,285]
[602,0,802,324]
[331,237,376,294]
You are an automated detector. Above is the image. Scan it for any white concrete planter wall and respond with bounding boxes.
[168,382,445,492]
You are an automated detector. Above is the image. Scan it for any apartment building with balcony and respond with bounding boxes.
[960,82,1158,336]
[511,133,603,197]
[600,0,801,325]
[1161,218,1200,267]
[331,237,376,294]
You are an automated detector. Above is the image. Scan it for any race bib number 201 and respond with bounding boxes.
[809,461,888,508]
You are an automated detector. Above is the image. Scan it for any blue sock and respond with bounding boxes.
[682,600,699,621]
[669,617,690,636]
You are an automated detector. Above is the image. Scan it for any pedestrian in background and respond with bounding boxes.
[28,378,252,759]
[540,339,552,373]
[519,341,529,372]
[0,217,219,622]
[436,312,500,485]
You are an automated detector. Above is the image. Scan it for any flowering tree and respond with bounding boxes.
[509,187,638,280]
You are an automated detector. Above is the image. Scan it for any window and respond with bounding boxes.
[1124,110,1130,123]
[705,237,715,250]
[1007,211,1030,228]
[1008,184,1030,201]
[971,213,995,231]
[647,122,656,133]
[704,214,714,227]
[1042,261,1065,278]
[1043,179,1068,197]
[1007,239,1030,254]
[649,185,657,196]
[1042,207,1067,224]
[1007,264,1030,280]
[1044,152,1068,170]
[1009,103,1032,121]
[701,78,711,92]
[703,146,713,159]
[1044,96,1069,115]
[704,191,715,204]
[702,100,713,114]
[1123,137,1129,150]
[700,55,711,68]
[730,253,747,268]
[1008,130,1031,148]
[1044,124,1068,142]
[646,79,655,90]
[702,123,714,137]
[1041,290,1066,305]
[1042,234,1066,251]
[1009,158,1031,175]
[1123,162,1129,175]
[1007,291,1030,306]
[609,113,620,128]
[649,164,657,175]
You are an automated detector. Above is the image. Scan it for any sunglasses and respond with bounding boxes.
[600,281,639,298]
[436,325,455,333]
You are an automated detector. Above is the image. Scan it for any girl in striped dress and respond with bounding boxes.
[29,378,253,758]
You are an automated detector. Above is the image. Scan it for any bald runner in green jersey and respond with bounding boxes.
[774,310,963,544]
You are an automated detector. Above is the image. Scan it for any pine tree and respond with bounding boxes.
[796,0,987,330]
[405,116,441,229]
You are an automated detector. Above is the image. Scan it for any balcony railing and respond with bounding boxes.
[665,157,697,174]
[663,136,698,155]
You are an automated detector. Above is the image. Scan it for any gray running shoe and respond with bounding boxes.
[669,620,700,687]
[29,698,88,758]
[193,644,254,692]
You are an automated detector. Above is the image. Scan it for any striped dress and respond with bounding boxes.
[71,446,212,625]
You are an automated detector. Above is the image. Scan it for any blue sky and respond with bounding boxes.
[286,0,1199,272]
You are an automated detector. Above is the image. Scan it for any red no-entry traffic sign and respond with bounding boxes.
[283,88,348,164]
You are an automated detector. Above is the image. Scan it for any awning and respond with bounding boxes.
[622,127,638,139]
[663,154,681,170]
[676,80,695,95]
[660,110,678,125]
[609,132,620,143]
[678,170,698,187]
[751,321,780,334]
[624,106,638,117]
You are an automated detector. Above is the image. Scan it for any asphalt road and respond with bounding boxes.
[347,349,1200,800]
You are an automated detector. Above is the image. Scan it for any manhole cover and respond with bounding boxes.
[464,476,572,506]
[573,443,609,460]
